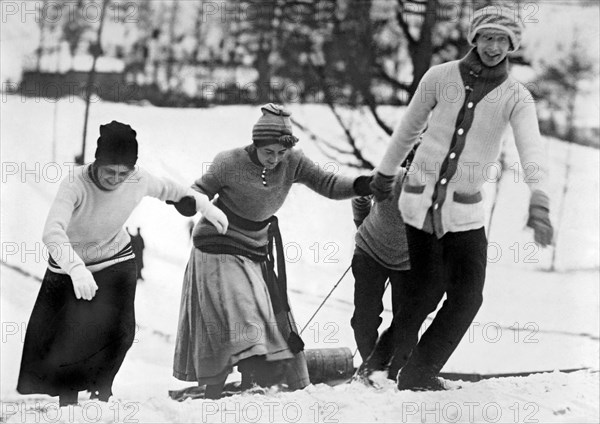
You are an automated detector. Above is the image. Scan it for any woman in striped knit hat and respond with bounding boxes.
[17,121,228,406]
[368,6,554,391]
[172,103,373,399]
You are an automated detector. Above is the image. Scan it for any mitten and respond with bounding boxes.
[526,190,553,247]
[70,265,98,300]
[353,175,373,196]
[167,196,196,217]
[370,172,395,201]
[352,196,371,228]
[192,193,229,234]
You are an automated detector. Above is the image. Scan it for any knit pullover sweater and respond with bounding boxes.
[192,145,356,256]
[43,164,190,276]
[352,169,409,270]
[378,49,549,238]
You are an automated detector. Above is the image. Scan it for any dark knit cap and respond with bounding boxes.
[94,121,138,167]
[252,104,297,148]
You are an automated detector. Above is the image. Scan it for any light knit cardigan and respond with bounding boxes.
[377,49,549,238]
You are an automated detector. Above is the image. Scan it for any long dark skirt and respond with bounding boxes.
[173,250,310,389]
[17,259,137,397]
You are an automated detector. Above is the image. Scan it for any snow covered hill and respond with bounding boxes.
[1,95,598,423]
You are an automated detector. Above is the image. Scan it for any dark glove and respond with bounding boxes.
[526,190,553,247]
[166,196,196,217]
[287,331,305,354]
[370,172,395,201]
[353,175,373,196]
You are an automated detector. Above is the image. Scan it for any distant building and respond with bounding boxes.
[19,52,126,102]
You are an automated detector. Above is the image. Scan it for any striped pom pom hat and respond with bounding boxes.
[252,103,295,147]
[468,6,523,51]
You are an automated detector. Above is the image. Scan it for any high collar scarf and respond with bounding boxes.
[459,47,509,87]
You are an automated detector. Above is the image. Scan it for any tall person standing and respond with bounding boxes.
[368,6,554,390]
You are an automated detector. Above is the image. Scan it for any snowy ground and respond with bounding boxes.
[1,96,599,423]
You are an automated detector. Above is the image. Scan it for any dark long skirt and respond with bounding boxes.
[17,259,137,397]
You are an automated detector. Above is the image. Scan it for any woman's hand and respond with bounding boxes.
[202,204,229,234]
[527,190,553,247]
[353,175,373,196]
[70,266,98,301]
[370,172,396,201]
[166,196,197,217]
[192,192,229,234]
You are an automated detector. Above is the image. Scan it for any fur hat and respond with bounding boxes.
[94,121,138,167]
[468,6,523,51]
[252,104,298,148]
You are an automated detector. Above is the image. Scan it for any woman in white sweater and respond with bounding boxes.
[369,7,554,391]
[17,121,228,406]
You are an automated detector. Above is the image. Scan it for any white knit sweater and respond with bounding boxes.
[378,50,549,237]
[43,164,190,275]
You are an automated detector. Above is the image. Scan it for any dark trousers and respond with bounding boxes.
[386,225,487,379]
[351,247,410,361]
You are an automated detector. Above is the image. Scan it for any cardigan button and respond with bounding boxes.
[449,152,456,159]
[457,128,464,135]
[467,102,474,108]
[433,203,439,210]
[440,178,447,185]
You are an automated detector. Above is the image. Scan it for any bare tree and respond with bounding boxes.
[35,1,49,71]
[533,32,597,270]
[165,0,181,88]
[535,33,596,142]
[191,1,206,66]
[78,0,111,165]
[61,0,92,69]
[34,0,67,71]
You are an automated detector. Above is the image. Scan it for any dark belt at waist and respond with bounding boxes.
[48,242,134,269]
[211,199,290,312]
[215,199,272,231]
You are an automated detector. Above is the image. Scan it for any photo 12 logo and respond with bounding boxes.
[401,401,540,423]
[1,1,139,24]
[200,400,339,423]
[1,400,140,424]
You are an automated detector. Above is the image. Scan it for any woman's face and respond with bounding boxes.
[256,144,289,170]
[476,29,511,67]
[95,163,135,190]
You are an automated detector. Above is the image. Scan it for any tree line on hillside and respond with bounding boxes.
[23,0,599,148]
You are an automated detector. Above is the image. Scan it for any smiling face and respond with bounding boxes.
[475,29,511,67]
[95,163,135,190]
[256,143,289,170]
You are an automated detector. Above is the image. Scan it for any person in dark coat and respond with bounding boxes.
[351,147,418,382]
[127,227,146,281]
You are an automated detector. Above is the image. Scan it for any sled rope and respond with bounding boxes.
[300,264,352,335]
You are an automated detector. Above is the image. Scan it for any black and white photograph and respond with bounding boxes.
[1,0,598,422]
